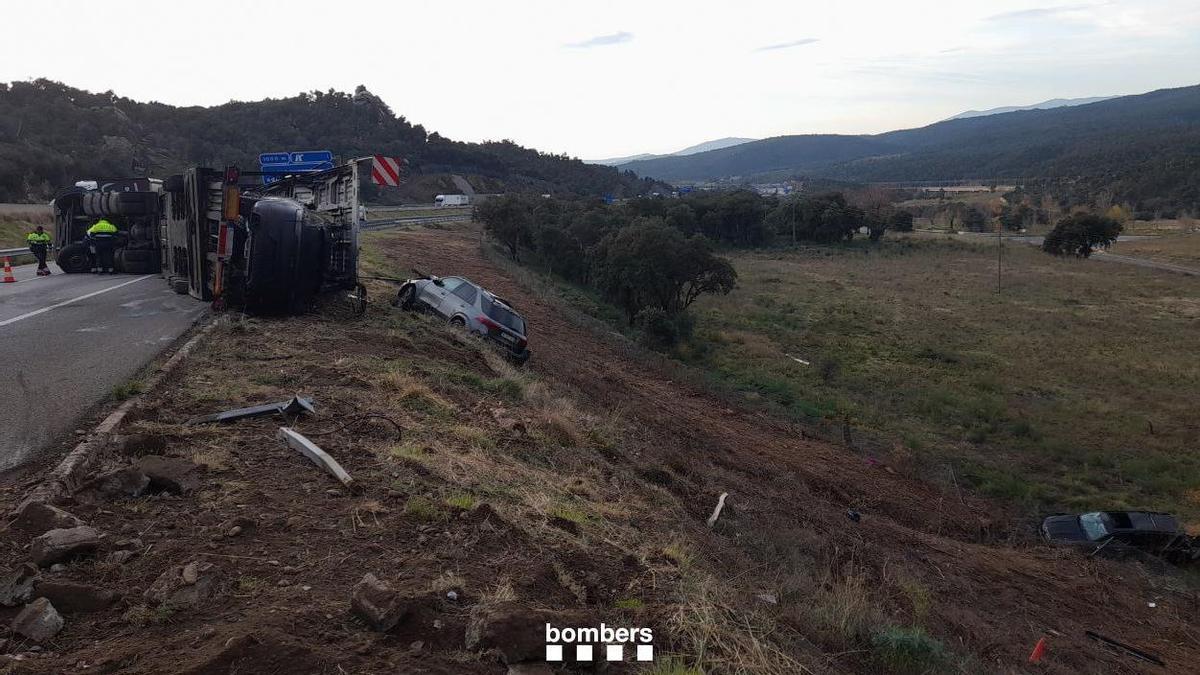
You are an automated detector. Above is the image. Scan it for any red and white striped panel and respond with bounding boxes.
[371,155,406,186]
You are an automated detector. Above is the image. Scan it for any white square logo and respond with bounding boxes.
[546,645,563,662]
[606,644,624,661]
[637,644,654,661]
[576,644,593,661]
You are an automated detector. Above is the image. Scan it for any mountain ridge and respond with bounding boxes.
[0,79,664,203]
[620,84,1200,212]
[945,95,1117,120]
[586,136,756,166]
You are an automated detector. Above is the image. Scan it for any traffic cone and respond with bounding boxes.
[1028,637,1047,664]
[2,257,15,283]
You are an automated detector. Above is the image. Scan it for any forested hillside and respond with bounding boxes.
[623,84,1200,214]
[0,79,662,203]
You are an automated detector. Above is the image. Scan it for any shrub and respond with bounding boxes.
[635,307,694,349]
[870,626,946,672]
[1042,213,1123,257]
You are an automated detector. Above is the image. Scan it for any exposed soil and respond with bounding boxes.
[1,224,1197,674]
[369,227,1200,672]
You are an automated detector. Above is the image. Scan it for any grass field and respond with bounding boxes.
[681,235,1200,526]
[1109,230,1200,266]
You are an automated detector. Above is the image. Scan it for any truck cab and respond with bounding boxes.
[52,177,164,274]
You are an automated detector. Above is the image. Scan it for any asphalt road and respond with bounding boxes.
[0,262,206,471]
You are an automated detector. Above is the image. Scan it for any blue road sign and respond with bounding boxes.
[259,150,335,184]
[259,152,291,165]
[288,151,333,164]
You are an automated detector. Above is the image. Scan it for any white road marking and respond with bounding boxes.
[0,275,153,328]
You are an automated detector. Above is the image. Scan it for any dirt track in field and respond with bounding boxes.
[376,225,1200,673]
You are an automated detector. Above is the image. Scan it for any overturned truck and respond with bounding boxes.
[53,162,364,314]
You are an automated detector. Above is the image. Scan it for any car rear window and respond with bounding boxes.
[482,295,525,334]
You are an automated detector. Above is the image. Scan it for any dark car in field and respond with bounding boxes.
[1041,511,1198,563]
[395,273,530,365]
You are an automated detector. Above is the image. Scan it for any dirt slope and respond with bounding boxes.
[373,226,1199,672]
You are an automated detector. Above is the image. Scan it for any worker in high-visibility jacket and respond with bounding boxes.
[85,218,119,274]
[26,226,52,276]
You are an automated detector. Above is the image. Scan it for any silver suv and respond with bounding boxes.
[395,274,530,364]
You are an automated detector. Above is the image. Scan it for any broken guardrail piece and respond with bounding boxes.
[277,427,357,492]
[187,395,315,425]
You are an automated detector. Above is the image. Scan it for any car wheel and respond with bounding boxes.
[450,316,467,329]
[512,349,530,367]
[395,283,416,310]
[56,243,91,273]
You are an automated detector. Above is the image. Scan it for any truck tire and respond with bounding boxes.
[163,174,184,193]
[128,223,155,243]
[121,248,155,263]
[118,248,159,274]
[56,243,91,273]
[81,191,158,217]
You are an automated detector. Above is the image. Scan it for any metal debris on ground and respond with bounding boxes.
[1085,630,1165,666]
[706,492,729,528]
[276,427,357,492]
[187,395,315,425]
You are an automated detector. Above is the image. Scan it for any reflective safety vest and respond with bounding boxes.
[87,219,118,235]
[27,231,51,245]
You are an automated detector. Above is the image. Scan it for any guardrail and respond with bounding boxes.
[1,247,31,258]
[360,214,471,231]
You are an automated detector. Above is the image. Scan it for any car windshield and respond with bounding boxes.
[482,295,525,334]
[1079,513,1111,540]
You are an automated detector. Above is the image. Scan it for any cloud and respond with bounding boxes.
[984,4,1095,21]
[565,31,633,48]
[754,37,820,52]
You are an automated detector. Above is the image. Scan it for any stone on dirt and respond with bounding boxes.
[350,573,409,632]
[106,550,137,565]
[10,597,64,642]
[466,603,596,665]
[145,561,219,607]
[76,467,150,502]
[135,455,201,495]
[0,564,40,607]
[34,581,116,613]
[10,501,86,534]
[30,526,104,566]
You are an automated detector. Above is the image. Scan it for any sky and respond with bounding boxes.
[2,0,1198,159]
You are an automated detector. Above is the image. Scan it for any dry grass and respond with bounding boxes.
[1108,231,1200,266]
[666,570,816,675]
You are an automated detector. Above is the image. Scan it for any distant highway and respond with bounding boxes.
[0,263,205,470]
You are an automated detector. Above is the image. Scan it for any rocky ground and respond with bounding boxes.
[1,224,1197,674]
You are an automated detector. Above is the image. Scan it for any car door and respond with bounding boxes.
[439,280,479,320]
[419,276,463,317]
